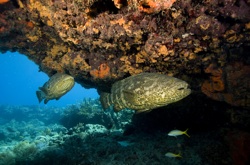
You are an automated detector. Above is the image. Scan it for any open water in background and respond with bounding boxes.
[0,51,98,107]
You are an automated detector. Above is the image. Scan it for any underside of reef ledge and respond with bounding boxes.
[0,0,249,108]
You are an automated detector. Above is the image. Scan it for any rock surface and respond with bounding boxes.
[0,0,249,107]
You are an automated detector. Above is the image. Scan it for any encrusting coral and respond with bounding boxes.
[138,0,176,14]
[201,63,225,95]
[202,62,250,107]
[0,0,8,4]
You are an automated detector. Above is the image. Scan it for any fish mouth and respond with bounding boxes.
[177,84,191,95]
[177,87,185,90]
[177,83,190,90]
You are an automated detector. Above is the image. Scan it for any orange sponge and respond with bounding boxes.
[0,0,9,4]
[138,0,176,14]
[90,63,111,79]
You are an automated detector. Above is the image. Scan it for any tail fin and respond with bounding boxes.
[36,90,44,103]
[183,128,190,138]
[176,153,182,158]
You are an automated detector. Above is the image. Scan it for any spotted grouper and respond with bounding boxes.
[100,73,191,113]
[36,73,75,104]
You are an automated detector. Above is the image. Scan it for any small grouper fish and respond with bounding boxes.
[36,73,75,104]
[100,72,191,113]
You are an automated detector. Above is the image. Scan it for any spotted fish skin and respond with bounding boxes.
[100,73,191,113]
[36,73,75,104]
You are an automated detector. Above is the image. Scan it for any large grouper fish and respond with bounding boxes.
[36,73,75,104]
[100,73,191,113]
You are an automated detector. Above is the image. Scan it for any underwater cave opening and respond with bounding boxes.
[0,51,99,107]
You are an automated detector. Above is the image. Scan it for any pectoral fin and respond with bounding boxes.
[123,90,142,106]
[123,90,136,101]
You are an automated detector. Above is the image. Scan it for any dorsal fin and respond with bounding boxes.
[123,89,143,106]
[123,89,136,101]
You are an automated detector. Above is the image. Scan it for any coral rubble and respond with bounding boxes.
[0,0,249,107]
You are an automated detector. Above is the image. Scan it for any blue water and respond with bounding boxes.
[0,52,99,107]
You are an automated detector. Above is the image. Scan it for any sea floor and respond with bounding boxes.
[0,103,249,165]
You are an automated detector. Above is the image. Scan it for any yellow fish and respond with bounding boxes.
[168,129,190,138]
[165,152,182,158]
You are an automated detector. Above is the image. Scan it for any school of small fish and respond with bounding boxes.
[165,129,190,159]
